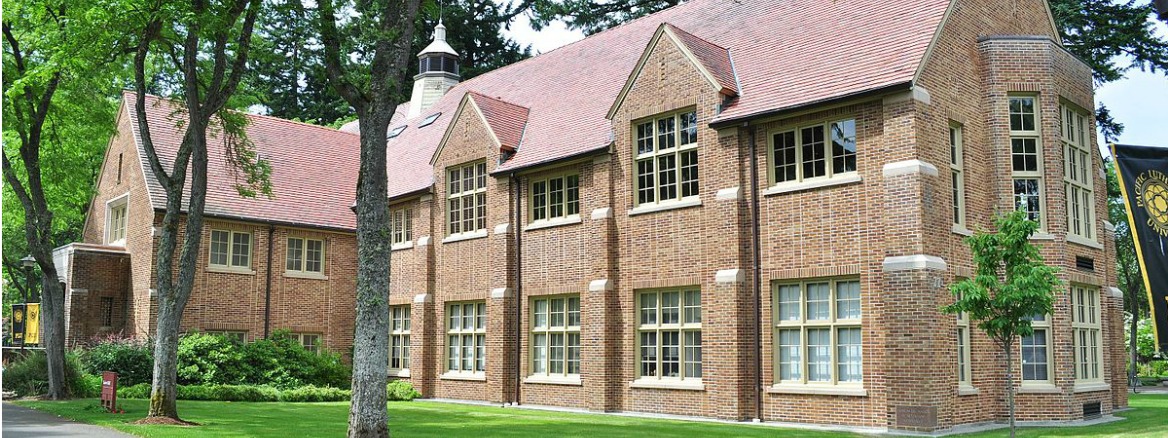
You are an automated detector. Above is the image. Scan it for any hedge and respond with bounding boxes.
[111,381,419,403]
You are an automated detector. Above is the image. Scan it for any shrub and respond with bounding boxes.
[77,335,153,386]
[177,333,246,386]
[240,331,350,389]
[387,380,420,401]
[117,383,151,399]
[1,351,90,398]
[280,385,350,402]
[76,373,103,398]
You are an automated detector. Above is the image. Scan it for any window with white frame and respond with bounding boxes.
[286,237,324,275]
[447,161,487,235]
[1071,285,1102,382]
[638,288,701,380]
[209,229,252,269]
[634,110,699,206]
[774,279,862,385]
[955,289,972,388]
[290,332,321,354]
[530,295,581,377]
[950,123,966,227]
[106,198,128,245]
[447,302,486,374]
[391,207,413,245]
[770,119,857,185]
[390,305,411,372]
[1009,96,1044,228]
[1061,104,1095,241]
[1020,314,1051,382]
[531,174,580,222]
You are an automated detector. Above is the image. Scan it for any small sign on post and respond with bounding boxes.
[101,371,121,413]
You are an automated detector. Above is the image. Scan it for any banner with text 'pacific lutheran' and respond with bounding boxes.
[1112,143,1168,354]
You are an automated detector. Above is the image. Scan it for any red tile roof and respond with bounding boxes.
[359,0,950,199]
[124,93,360,231]
[664,24,737,96]
[467,92,529,150]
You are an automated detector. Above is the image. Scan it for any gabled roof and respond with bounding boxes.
[665,24,738,96]
[468,92,529,151]
[371,0,950,199]
[123,92,360,231]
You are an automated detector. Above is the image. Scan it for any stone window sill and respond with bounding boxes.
[1029,233,1055,241]
[762,173,862,196]
[440,372,486,382]
[1067,234,1104,250]
[442,229,488,244]
[391,241,414,251]
[628,197,702,216]
[207,266,256,275]
[524,375,582,386]
[958,384,979,396]
[389,368,411,378]
[1073,382,1110,393]
[284,271,328,280]
[1017,383,1061,394]
[524,215,582,231]
[628,378,704,391]
[952,224,973,237]
[767,384,867,397]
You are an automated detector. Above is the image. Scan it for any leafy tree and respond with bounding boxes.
[2,0,124,399]
[314,0,421,436]
[942,210,1062,438]
[125,0,268,421]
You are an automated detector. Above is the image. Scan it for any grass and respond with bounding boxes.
[11,394,1168,437]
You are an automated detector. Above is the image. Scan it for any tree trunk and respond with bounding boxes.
[149,299,182,417]
[348,113,393,438]
[1005,342,1016,438]
[39,261,66,399]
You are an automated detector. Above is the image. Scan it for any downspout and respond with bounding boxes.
[264,224,275,338]
[512,173,524,406]
[748,124,764,422]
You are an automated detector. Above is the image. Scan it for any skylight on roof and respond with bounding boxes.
[417,112,441,128]
[388,125,407,138]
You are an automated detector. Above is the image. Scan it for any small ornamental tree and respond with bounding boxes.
[942,210,1061,438]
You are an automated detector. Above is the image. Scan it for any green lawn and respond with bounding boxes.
[12,394,1168,437]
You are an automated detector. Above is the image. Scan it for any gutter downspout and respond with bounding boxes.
[264,224,275,338]
[748,124,763,422]
[512,173,523,406]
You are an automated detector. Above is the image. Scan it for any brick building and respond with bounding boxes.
[66,0,1126,432]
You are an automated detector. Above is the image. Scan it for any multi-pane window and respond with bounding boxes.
[1020,314,1051,382]
[447,161,488,235]
[634,110,699,206]
[1009,96,1044,228]
[209,229,251,269]
[955,290,972,387]
[774,279,862,385]
[447,302,487,373]
[390,305,411,372]
[638,289,702,380]
[107,200,128,244]
[771,119,856,185]
[291,333,321,354]
[1061,105,1095,240]
[950,123,966,227]
[286,237,324,274]
[530,296,581,377]
[1071,285,1102,382]
[531,174,581,222]
[391,208,413,245]
[100,297,115,327]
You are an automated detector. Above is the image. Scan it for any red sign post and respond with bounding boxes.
[101,371,120,413]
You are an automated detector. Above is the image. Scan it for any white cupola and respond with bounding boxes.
[408,21,461,118]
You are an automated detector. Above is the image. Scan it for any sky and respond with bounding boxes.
[501,12,1168,160]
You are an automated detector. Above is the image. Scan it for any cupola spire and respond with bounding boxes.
[408,20,461,118]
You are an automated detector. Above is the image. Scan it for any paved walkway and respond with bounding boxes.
[2,402,133,437]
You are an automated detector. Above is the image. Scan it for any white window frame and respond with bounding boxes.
[447,161,488,237]
[633,109,700,207]
[209,229,252,271]
[1009,95,1046,230]
[389,305,411,375]
[950,122,966,228]
[530,173,581,224]
[105,194,129,245]
[290,332,322,354]
[773,278,863,388]
[1061,103,1096,242]
[286,236,325,277]
[767,118,857,187]
[529,295,581,379]
[635,288,702,383]
[1071,285,1103,383]
[1020,314,1053,384]
[391,207,413,248]
[445,301,487,377]
[955,289,973,391]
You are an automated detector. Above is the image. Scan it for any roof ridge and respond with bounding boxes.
[664,23,728,51]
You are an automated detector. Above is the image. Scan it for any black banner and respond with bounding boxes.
[1113,144,1168,354]
[11,303,26,346]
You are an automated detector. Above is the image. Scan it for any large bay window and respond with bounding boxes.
[770,119,856,185]
[1072,285,1102,382]
[530,295,581,378]
[447,301,486,374]
[531,173,580,223]
[210,229,252,270]
[1061,104,1095,241]
[1020,314,1052,383]
[1009,95,1045,228]
[774,279,862,386]
[634,110,699,206]
[447,161,487,236]
[390,305,411,372]
[637,288,701,381]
